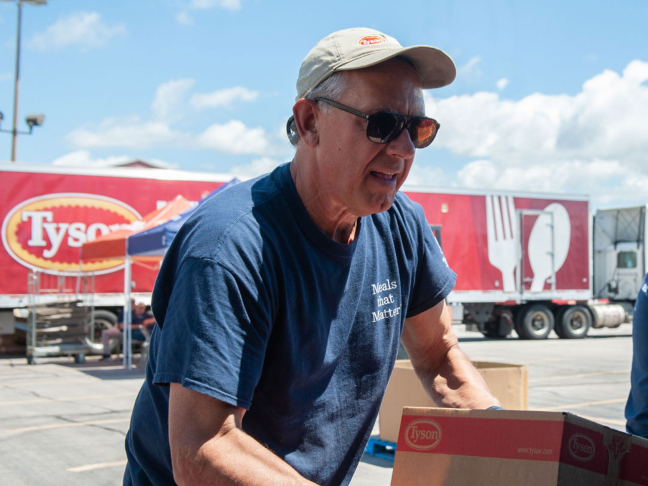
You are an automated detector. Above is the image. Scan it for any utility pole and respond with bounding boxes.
[0,0,48,161]
[10,0,23,162]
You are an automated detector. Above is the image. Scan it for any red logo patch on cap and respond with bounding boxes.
[358,35,386,46]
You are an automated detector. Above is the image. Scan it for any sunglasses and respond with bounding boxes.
[313,97,440,149]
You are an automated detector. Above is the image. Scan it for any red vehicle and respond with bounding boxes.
[0,163,229,348]
[0,164,639,347]
[403,184,638,339]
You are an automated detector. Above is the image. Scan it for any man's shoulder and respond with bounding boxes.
[174,164,291,261]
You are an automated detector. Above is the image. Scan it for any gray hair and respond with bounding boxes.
[287,72,348,146]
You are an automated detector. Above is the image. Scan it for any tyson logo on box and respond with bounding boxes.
[404,419,442,451]
[1,193,141,274]
[568,433,595,462]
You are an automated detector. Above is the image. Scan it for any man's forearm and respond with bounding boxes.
[173,426,318,486]
[170,384,318,486]
[423,345,500,409]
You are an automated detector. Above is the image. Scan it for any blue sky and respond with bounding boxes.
[0,0,647,208]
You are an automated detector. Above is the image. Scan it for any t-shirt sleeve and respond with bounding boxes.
[406,204,457,318]
[152,256,273,410]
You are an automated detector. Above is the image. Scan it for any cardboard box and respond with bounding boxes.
[379,360,528,443]
[391,407,648,486]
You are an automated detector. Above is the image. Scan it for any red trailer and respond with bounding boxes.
[403,184,633,339]
[0,163,229,352]
[0,164,636,348]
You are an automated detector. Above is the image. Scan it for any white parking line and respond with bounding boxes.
[529,369,630,383]
[523,358,562,364]
[542,397,627,411]
[578,415,626,427]
[7,418,131,434]
[0,392,135,407]
[68,460,127,473]
[0,378,98,388]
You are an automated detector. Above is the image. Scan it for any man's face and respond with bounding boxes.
[313,59,425,217]
[135,304,146,314]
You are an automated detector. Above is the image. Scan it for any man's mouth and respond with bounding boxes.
[371,171,397,181]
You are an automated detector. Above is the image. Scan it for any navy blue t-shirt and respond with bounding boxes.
[626,273,648,438]
[124,163,456,486]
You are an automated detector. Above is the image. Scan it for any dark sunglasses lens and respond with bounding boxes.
[410,118,438,148]
[366,112,401,143]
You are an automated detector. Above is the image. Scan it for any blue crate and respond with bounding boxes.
[364,436,396,461]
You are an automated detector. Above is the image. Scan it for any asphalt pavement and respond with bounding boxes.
[0,323,634,486]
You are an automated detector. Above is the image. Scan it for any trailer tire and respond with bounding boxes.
[555,305,591,339]
[91,310,118,343]
[515,304,554,340]
[481,310,514,339]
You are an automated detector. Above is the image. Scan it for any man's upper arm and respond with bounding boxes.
[153,257,272,409]
[169,383,244,482]
[401,300,457,376]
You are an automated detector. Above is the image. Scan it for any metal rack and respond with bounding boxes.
[19,270,103,365]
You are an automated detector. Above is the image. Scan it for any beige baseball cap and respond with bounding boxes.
[295,27,456,100]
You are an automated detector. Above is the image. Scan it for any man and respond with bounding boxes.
[100,301,155,360]
[626,273,648,438]
[124,27,500,486]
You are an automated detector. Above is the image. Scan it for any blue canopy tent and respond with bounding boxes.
[127,178,240,258]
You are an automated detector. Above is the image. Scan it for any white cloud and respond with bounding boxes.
[26,12,126,52]
[456,159,625,194]
[190,86,259,109]
[68,118,273,155]
[420,60,648,206]
[175,11,194,26]
[66,79,277,156]
[188,0,241,11]
[198,121,270,154]
[51,150,178,169]
[457,56,482,81]
[229,157,283,178]
[52,150,130,167]
[152,78,195,123]
[426,60,648,165]
[496,78,509,90]
[454,158,647,207]
[67,117,190,149]
[404,164,448,187]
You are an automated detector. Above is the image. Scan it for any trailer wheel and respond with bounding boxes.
[481,310,514,339]
[515,304,554,340]
[555,305,591,339]
[91,310,118,343]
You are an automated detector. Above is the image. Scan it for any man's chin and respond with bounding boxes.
[365,194,396,215]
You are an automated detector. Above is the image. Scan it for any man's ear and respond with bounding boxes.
[292,99,319,147]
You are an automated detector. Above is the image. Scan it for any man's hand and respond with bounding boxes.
[169,383,319,486]
[401,300,500,409]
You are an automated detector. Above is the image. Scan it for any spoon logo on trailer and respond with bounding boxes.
[1,193,141,275]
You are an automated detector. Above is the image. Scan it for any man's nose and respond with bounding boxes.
[386,126,416,159]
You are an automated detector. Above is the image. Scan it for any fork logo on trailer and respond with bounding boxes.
[486,196,571,293]
[1,193,141,274]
